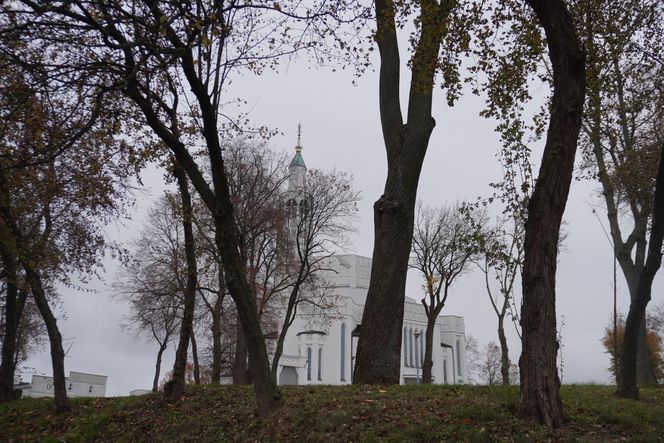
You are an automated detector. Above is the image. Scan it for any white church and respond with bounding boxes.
[272,132,468,386]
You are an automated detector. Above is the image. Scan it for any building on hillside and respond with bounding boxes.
[271,131,467,386]
[15,371,108,398]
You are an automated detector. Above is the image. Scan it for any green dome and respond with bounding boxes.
[290,152,306,168]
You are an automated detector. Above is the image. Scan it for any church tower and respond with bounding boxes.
[285,124,308,242]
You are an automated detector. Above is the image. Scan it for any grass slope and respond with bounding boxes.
[1,384,663,442]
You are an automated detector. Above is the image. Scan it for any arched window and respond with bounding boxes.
[318,348,323,381]
[299,199,310,216]
[403,328,408,367]
[286,199,297,217]
[340,323,346,381]
[456,339,462,378]
[307,347,312,381]
[408,328,413,367]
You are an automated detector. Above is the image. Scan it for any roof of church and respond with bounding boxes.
[290,151,306,168]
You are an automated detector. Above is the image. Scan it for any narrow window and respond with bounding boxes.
[456,339,462,377]
[318,348,323,381]
[403,328,408,367]
[307,347,312,381]
[408,328,413,367]
[443,360,448,384]
[340,323,346,381]
[415,332,419,369]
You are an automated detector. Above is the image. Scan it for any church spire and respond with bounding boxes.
[289,123,306,169]
[295,123,303,154]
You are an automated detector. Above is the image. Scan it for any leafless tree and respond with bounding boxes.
[410,203,482,384]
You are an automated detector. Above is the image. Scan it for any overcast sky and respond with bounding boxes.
[22,50,657,396]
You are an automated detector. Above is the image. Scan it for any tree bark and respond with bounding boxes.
[495,316,510,385]
[24,267,69,413]
[153,342,167,392]
[618,142,664,398]
[210,281,224,384]
[421,316,436,384]
[0,251,20,402]
[518,0,585,428]
[354,0,450,385]
[191,333,200,385]
[232,322,250,384]
[164,161,198,400]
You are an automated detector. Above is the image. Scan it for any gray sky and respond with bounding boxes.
[22,53,650,395]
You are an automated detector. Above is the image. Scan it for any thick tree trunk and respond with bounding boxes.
[232,322,250,384]
[210,296,223,384]
[354,0,448,384]
[618,142,664,398]
[25,267,69,413]
[0,252,19,402]
[518,0,585,428]
[421,317,436,384]
[153,342,167,392]
[498,316,510,385]
[164,162,198,400]
[191,333,200,385]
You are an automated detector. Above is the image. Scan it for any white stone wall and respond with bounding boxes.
[21,372,107,398]
[274,254,468,386]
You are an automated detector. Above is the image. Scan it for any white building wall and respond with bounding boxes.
[21,371,107,398]
[273,255,468,386]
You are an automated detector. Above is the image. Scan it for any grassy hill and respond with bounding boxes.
[1,384,663,442]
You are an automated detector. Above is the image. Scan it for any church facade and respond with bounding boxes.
[272,132,468,386]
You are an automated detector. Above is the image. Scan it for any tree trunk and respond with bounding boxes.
[498,316,510,385]
[271,280,303,382]
[232,322,249,384]
[24,267,69,413]
[421,316,436,384]
[518,0,585,428]
[153,342,167,392]
[586,22,654,386]
[210,295,223,384]
[0,252,19,402]
[191,333,200,385]
[164,161,198,400]
[618,142,664,398]
[354,0,448,384]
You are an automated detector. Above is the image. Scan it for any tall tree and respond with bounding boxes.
[353,0,460,384]
[475,219,523,385]
[410,203,482,384]
[8,0,365,416]
[618,141,664,398]
[517,0,585,427]
[0,51,139,410]
[115,195,188,392]
[579,0,664,385]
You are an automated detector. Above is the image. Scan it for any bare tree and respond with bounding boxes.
[410,203,482,384]
[8,0,367,416]
[271,167,359,380]
[115,194,191,392]
[475,219,523,385]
